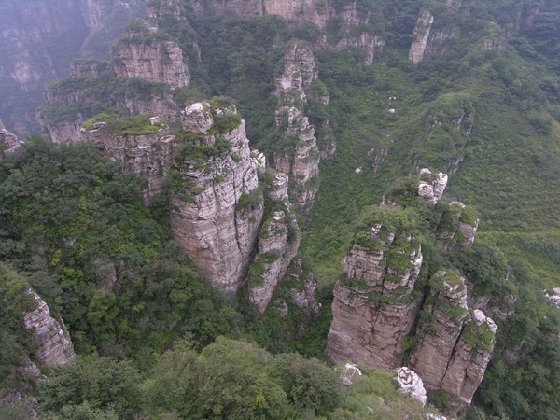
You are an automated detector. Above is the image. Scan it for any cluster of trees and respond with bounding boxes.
[36,337,434,419]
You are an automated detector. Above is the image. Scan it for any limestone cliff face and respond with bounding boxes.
[409,10,456,64]
[326,222,424,370]
[409,11,435,64]
[273,42,324,212]
[274,103,320,212]
[171,102,265,295]
[23,289,76,367]
[112,30,190,89]
[439,310,497,403]
[83,125,175,202]
[247,168,301,313]
[327,178,496,403]
[187,0,384,64]
[0,119,23,158]
[410,271,469,390]
[247,209,300,314]
[418,168,448,205]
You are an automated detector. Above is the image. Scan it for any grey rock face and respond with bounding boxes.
[70,59,109,78]
[439,310,497,403]
[83,126,175,203]
[326,224,424,370]
[273,42,322,212]
[418,168,448,205]
[409,11,434,64]
[247,210,300,314]
[112,35,190,89]
[171,103,264,295]
[286,259,322,317]
[23,289,76,367]
[0,119,23,158]
[410,272,469,390]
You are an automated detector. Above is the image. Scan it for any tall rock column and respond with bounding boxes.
[273,42,325,212]
[247,171,301,314]
[439,310,497,403]
[171,100,265,295]
[410,271,469,389]
[326,212,424,370]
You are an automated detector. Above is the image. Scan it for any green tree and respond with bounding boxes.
[39,355,143,419]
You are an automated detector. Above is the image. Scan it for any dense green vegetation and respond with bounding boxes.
[3,0,560,418]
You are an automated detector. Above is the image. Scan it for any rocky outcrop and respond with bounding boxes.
[418,168,448,205]
[438,310,497,403]
[45,119,87,145]
[23,289,76,367]
[275,43,317,100]
[409,11,435,64]
[396,367,428,406]
[112,27,190,89]
[410,271,470,390]
[546,287,560,308]
[187,0,384,63]
[438,202,479,249]
[285,258,322,317]
[0,119,23,158]
[247,168,301,313]
[409,10,456,64]
[273,42,323,212]
[247,210,300,314]
[326,216,424,370]
[327,182,496,403]
[82,123,175,202]
[42,68,178,143]
[171,101,265,295]
[273,103,320,211]
[339,363,362,386]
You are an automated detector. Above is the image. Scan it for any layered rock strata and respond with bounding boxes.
[327,184,496,403]
[273,42,324,212]
[285,258,322,317]
[0,119,23,158]
[23,289,76,367]
[187,0,385,63]
[0,0,146,137]
[70,58,109,78]
[438,310,497,403]
[410,271,470,390]
[170,102,264,294]
[112,27,190,89]
[326,220,424,370]
[247,209,300,314]
[82,124,175,202]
